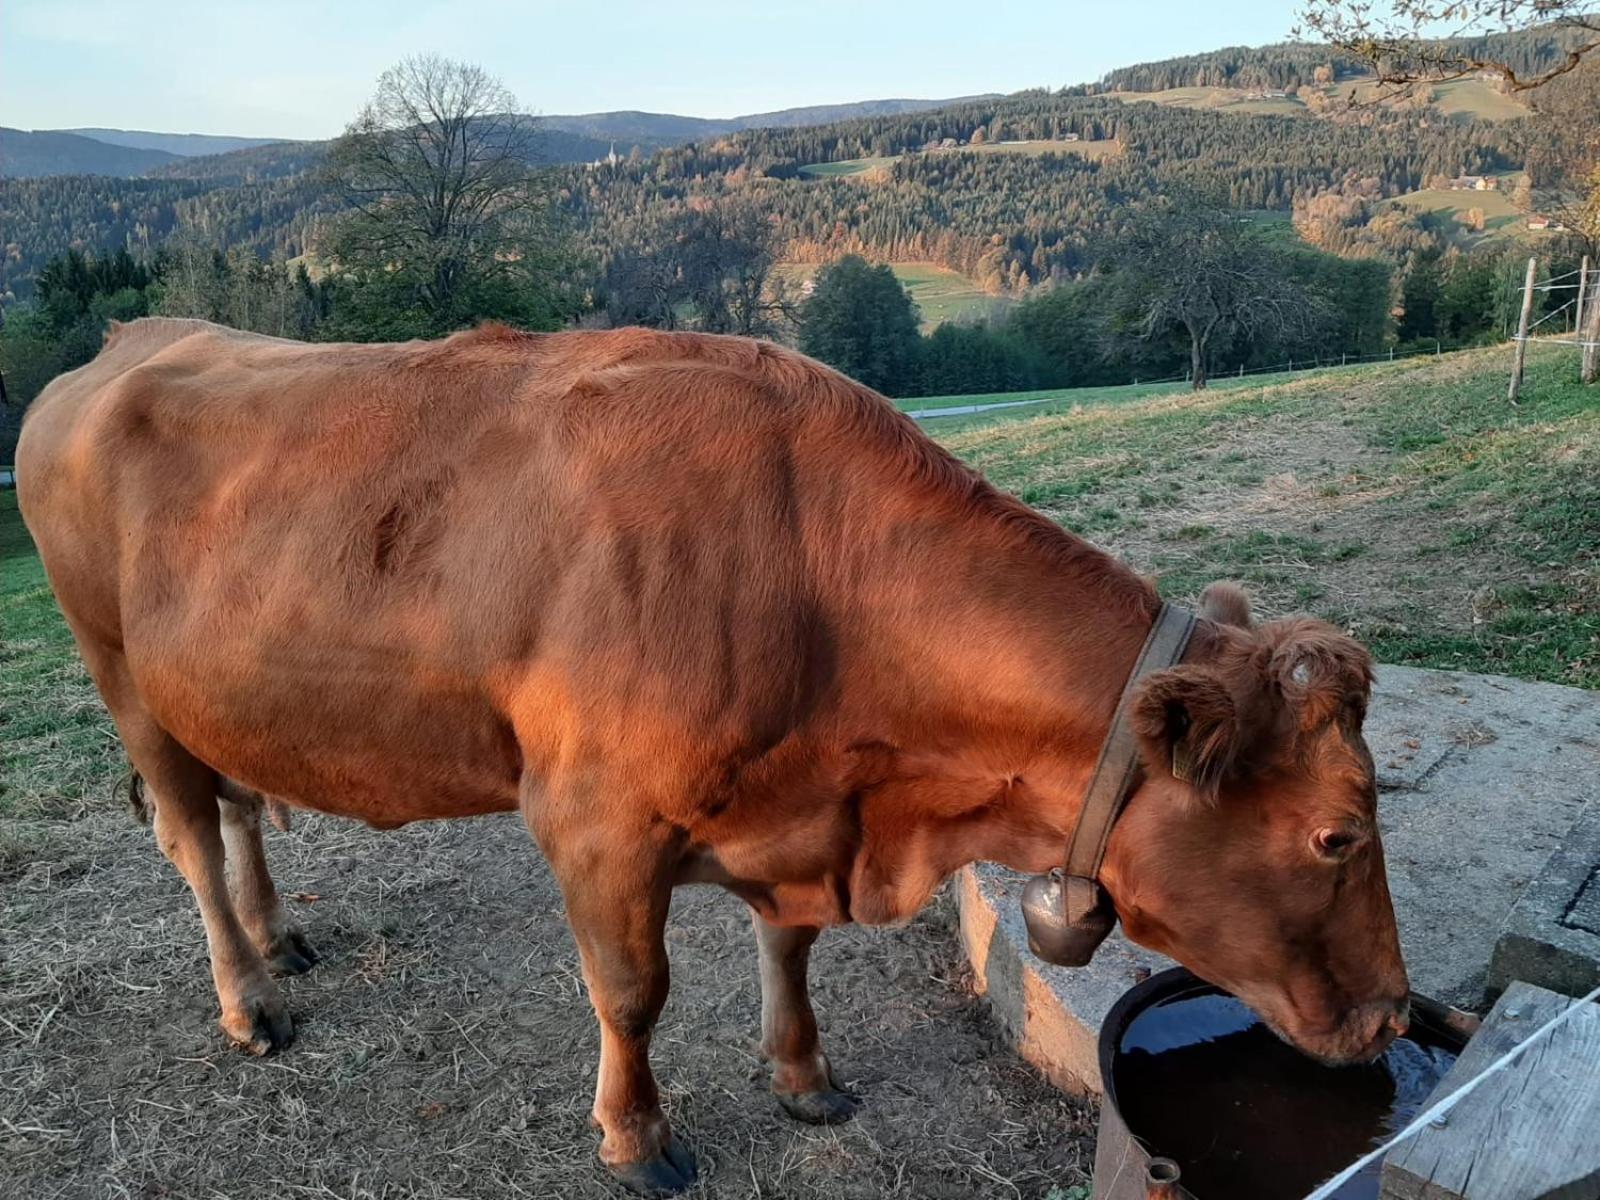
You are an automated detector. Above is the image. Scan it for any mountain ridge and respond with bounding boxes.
[8,96,1002,179]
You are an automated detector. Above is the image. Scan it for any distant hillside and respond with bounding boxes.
[539,97,999,156]
[147,140,327,183]
[1092,21,1596,93]
[57,128,286,157]
[0,128,180,178]
[134,96,1003,182]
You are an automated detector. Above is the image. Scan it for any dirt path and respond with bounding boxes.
[1,807,1095,1200]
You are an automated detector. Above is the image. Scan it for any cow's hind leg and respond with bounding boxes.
[530,803,696,1195]
[753,915,858,1124]
[94,663,293,1054]
[217,783,318,977]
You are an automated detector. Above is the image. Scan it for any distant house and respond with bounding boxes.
[1527,216,1566,231]
[1263,89,1288,99]
[1449,175,1498,191]
[1061,132,1081,142]
[587,142,620,170]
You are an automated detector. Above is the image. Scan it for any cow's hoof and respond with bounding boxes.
[777,1086,860,1125]
[265,928,319,977]
[221,992,294,1056]
[607,1135,699,1196]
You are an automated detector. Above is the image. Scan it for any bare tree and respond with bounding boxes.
[1299,1,1600,91]
[325,55,574,336]
[602,201,799,338]
[671,202,796,337]
[1113,198,1324,390]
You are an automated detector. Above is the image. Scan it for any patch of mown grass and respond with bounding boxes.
[1342,581,1596,683]
[1,490,124,819]
[930,345,1597,687]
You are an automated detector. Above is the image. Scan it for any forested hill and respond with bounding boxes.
[562,91,1516,289]
[1094,22,1596,92]
[1,28,1581,302]
[0,83,1531,300]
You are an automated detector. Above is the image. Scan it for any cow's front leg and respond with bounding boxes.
[754,914,859,1124]
[537,817,696,1195]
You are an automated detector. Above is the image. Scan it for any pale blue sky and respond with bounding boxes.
[2,0,1307,140]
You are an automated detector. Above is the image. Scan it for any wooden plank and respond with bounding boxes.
[1381,982,1600,1200]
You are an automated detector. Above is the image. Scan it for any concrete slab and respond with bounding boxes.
[1489,802,1600,996]
[956,664,1600,1094]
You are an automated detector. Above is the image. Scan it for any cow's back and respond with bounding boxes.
[17,319,892,825]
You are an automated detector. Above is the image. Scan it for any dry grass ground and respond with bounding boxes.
[0,807,1094,1200]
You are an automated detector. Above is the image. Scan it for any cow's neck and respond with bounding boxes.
[839,488,1168,925]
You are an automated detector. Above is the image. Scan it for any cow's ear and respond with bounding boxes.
[1199,581,1253,629]
[1131,667,1240,800]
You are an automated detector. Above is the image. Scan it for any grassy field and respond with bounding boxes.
[796,156,898,178]
[902,365,1330,413]
[888,262,1001,327]
[776,261,1000,329]
[929,342,1597,688]
[2,489,127,823]
[1427,78,1530,121]
[1392,180,1525,236]
[798,139,1120,178]
[1112,77,1529,123]
[1109,86,1307,117]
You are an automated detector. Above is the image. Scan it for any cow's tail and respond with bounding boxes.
[126,767,151,825]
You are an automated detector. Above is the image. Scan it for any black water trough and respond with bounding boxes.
[1091,968,1478,1200]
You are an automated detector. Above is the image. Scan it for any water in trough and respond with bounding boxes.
[1112,988,1460,1199]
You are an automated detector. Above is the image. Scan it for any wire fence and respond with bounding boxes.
[1508,256,1599,399]
[1515,265,1597,347]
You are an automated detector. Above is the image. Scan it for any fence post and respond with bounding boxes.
[1436,340,1442,356]
[1584,279,1600,384]
[1576,255,1591,340]
[1508,256,1538,404]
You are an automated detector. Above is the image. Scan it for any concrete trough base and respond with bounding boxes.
[956,664,1600,1095]
[1489,800,1600,997]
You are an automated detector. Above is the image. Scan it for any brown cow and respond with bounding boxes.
[18,318,1409,1194]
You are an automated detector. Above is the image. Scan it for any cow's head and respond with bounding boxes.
[1101,583,1409,1065]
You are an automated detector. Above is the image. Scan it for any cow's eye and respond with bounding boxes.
[1312,826,1361,861]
